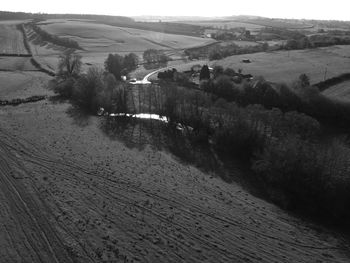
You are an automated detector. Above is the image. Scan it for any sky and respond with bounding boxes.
[2,0,349,21]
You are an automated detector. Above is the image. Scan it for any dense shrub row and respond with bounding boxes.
[185,42,269,61]
[30,58,56,76]
[28,23,82,50]
[314,73,350,91]
[186,26,350,61]
[16,23,32,54]
[0,53,31,57]
[200,67,350,128]
[0,95,46,106]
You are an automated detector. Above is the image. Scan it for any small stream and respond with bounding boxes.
[109,113,168,123]
[98,108,190,131]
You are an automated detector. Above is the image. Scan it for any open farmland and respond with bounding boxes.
[0,21,28,54]
[0,71,52,100]
[39,20,216,53]
[178,18,313,32]
[214,45,350,84]
[25,25,66,56]
[0,56,36,71]
[323,80,350,101]
[178,20,264,31]
[25,19,217,71]
[225,17,314,29]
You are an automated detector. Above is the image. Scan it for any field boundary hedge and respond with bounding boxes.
[16,23,32,54]
[314,73,350,91]
[0,95,46,106]
[27,22,83,50]
[30,58,56,76]
[0,53,32,57]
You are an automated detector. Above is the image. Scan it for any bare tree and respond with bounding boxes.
[57,50,82,79]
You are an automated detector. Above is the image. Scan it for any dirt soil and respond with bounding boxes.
[0,94,350,263]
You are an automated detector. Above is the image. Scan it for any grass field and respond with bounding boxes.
[178,18,313,32]
[0,56,36,71]
[0,71,52,100]
[0,22,28,54]
[25,25,66,56]
[234,18,313,29]
[214,45,350,84]
[179,20,264,31]
[39,20,216,53]
[323,80,350,101]
[27,19,217,72]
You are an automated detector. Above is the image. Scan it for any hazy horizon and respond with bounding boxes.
[1,0,349,21]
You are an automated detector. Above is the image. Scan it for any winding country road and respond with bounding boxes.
[130,67,165,85]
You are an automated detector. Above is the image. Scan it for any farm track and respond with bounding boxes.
[0,129,75,263]
[0,124,349,262]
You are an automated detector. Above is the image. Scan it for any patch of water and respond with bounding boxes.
[109,112,168,123]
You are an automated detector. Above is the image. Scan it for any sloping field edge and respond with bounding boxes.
[16,23,56,76]
[29,58,55,76]
[314,73,350,91]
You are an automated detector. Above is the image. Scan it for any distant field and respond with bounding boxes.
[179,20,264,32]
[39,20,216,53]
[237,18,313,29]
[178,18,313,32]
[29,19,217,72]
[323,80,350,101]
[214,45,350,84]
[0,23,28,54]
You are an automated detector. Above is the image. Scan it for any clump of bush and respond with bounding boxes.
[50,50,130,113]
[143,49,170,64]
[104,53,138,80]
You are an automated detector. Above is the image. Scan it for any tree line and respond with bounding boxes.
[50,51,138,113]
[185,27,350,61]
[196,65,350,128]
[27,22,82,50]
[50,52,350,227]
[123,80,350,226]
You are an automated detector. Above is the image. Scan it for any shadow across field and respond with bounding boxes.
[65,105,91,127]
[98,116,258,188]
[62,105,265,199]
